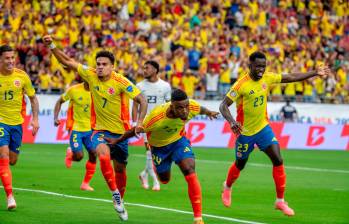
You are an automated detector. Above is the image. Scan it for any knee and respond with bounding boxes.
[9,159,17,166]
[73,153,83,161]
[114,163,126,173]
[272,157,283,166]
[159,177,170,184]
[88,151,97,163]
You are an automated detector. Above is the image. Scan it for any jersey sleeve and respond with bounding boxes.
[61,88,72,102]
[189,99,201,117]
[265,72,282,84]
[23,74,35,97]
[226,82,240,102]
[164,83,172,102]
[117,74,141,99]
[77,64,94,82]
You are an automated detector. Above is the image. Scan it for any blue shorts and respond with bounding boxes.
[152,137,194,174]
[0,123,22,154]
[70,130,94,153]
[91,130,128,164]
[235,125,278,160]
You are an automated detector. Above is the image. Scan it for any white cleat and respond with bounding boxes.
[112,192,128,221]
[152,183,160,191]
[7,195,16,210]
[139,172,149,190]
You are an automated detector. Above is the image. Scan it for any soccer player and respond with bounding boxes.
[53,79,97,191]
[219,51,331,216]
[106,89,219,224]
[43,35,147,221]
[132,60,171,191]
[0,45,40,210]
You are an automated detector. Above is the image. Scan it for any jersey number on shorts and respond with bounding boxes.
[72,134,78,142]
[253,96,264,107]
[0,128,4,137]
[237,143,249,152]
[152,154,162,165]
[4,90,14,100]
[147,96,157,104]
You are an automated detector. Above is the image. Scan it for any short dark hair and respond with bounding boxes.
[249,51,266,62]
[96,50,115,64]
[171,88,188,102]
[0,45,14,56]
[145,60,160,73]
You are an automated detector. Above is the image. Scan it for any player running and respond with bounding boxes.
[0,45,40,210]
[132,60,171,191]
[43,35,147,221]
[219,51,332,216]
[54,79,97,191]
[106,89,219,224]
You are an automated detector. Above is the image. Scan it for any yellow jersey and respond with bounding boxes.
[0,68,35,125]
[226,72,282,136]
[61,83,91,132]
[143,100,201,147]
[77,64,140,134]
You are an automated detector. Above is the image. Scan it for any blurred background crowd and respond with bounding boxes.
[0,0,348,103]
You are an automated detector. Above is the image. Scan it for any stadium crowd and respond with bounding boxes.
[0,0,348,103]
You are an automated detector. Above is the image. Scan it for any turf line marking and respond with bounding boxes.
[2,186,266,224]
[132,154,349,174]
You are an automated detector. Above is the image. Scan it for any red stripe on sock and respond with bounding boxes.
[0,158,12,197]
[273,164,286,199]
[99,155,117,191]
[185,173,202,218]
[226,162,240,187]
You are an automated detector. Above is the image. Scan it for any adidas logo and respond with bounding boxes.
[249,90,255,95]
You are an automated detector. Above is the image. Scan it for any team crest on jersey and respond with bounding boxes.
[126,85,133,92]
[262,83,267,90]
[108,87,115,95]
[14,80,21,87]
[230,90,237,98]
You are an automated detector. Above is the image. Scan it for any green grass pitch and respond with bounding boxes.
[0,144,348,224]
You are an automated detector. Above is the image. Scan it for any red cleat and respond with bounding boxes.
[275,201,295,216]
[221,181,231,207]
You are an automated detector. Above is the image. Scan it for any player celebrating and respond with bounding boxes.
[0,45,40,210]
[43,35,147,221]
[219,51,331,216]
[107,89,219,224]
[54,79,97,191]
[132,60,171,191]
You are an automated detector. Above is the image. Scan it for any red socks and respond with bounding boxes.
[226,162,240,188]
[0,158,12,197]
[115,171,127,198]
[99,154,117,191]
[185,173,202,218]
[273,164,286,199]
[83,160,96,184]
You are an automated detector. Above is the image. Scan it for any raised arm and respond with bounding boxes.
[28,95,40,136]
[42,35,79,71]
[199,106,219,120]
[219,96,242,135]
[53,97,65,127]
[281,65,331,83]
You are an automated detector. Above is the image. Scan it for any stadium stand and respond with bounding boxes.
[0,0,348,103]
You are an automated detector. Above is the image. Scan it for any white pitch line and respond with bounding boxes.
[1,186,266,224]
[132,154,349,174]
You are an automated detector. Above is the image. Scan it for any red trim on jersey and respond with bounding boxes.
[120,92,131,131]
[66,104,74,131]
[21,96,26,120]
[236,98,244,126]
[145,113,165,129]
[90,96,96,129]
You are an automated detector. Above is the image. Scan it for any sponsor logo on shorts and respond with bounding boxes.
[74,142,79,148]
[126,85,133,92]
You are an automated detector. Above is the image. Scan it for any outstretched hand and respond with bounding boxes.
[316,64,332,77]
[207,111,220,120]
[104,137,122,145]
